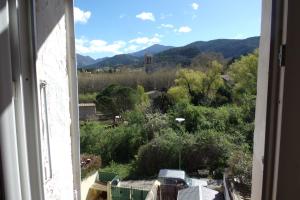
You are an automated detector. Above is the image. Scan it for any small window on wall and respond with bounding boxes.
[40,81,52,181]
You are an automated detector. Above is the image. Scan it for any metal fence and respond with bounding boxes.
[111,186,149,200]
[97,171,118,183]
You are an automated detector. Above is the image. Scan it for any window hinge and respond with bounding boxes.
[279,44,286,67]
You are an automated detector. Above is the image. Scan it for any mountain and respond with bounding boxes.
[85,54,142,69]
[131,44,174,57]
[78,37,259,69]
[154,37,260,66]
[76,54,96,68]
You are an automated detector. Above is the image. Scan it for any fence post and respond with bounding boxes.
[107,182,112,200]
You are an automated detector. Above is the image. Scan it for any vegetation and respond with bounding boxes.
[79,50,258,193]
[100,162,135,180]
[78,69,177,94]
[81,154,102,179]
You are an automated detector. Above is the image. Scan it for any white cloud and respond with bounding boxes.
[191,3,199,10]
[154,33,164,38]
[75,37,126,54]
[178,26,192,33]
[129,36,160,45]
[136,12,155,21]
[73,7,91,24]
[124,45,140,53]
[160,24,174,29]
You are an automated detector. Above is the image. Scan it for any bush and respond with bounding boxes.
[80,122,146,165]
[100,161,135,180]
[81,154,102,179]
[136,129,180,177]
[80,122,106,154]
[182,131,232,173]
[144,113,170,140]
[152,92,175,113]
[228,149,253,187]
[169,103,253,147]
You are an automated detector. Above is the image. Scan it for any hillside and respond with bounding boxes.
[131,44,174,57]
[85,54,142,69]
[154,37,259,66]
[78,36,259,69]
[76,54,96,68]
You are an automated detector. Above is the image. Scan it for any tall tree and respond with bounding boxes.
[168,61,224,105]
[228,50,258,102]
[96,85,138,117]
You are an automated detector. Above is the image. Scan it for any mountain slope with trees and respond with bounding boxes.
[154,37,259,66]
[131,44,174,57]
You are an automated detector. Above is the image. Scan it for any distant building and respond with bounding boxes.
[79,103,97,121]
[144,54,154,73]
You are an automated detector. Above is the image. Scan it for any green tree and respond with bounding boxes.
[191,52,225,71]
[96,84,138,117]
[136,85,150,111]
[228,50,258,103]
[168,62,224,105]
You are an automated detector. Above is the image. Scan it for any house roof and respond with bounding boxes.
[158,169,186,180]
[177,186,201,200]
[177,186,222,200]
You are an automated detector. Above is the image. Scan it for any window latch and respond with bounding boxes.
[279,44,286,67]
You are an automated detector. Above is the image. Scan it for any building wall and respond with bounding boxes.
[250,0,273,199]
[35,0,74,199]
[79,105,97,121]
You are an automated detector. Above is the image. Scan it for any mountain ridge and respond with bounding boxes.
[77,36,259,69]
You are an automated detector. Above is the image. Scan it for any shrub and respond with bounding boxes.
[81,154,102,179]
[182,130,232,173]
[152,92,175,113]
[80,122,145,165]
[228,149,253,188]
[144,113,170,140]
[135,130,180,177]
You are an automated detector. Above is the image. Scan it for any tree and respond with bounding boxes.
[202,61,224,98]
[136,85,150,111]
[191,52,225,71]
[96,84,138,117]
[228,50,258,103]
[167,62,224,105]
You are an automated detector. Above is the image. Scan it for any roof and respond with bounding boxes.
[158,169,186,180]
[79,103,96,107]
[177,186,201,200]
[201,186,222,200]
[178,186,222,200]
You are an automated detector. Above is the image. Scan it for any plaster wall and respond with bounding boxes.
[251,0,271,198]
[35,1,74,199]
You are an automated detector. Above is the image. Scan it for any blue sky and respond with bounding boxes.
[74,0,262,59]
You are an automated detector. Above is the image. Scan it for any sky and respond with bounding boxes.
[74,0,262,59]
